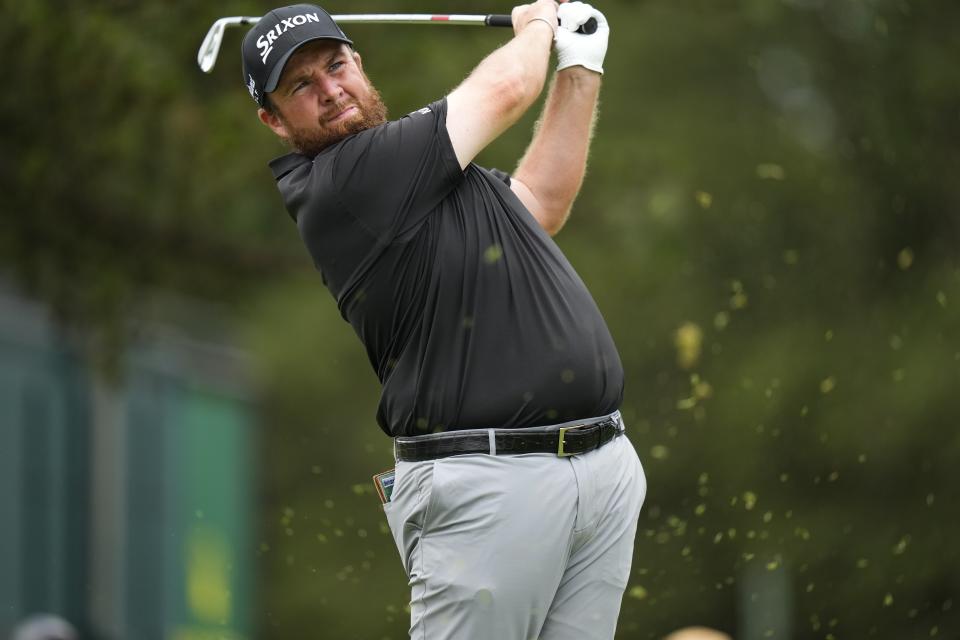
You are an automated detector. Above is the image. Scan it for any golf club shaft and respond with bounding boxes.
[337,14,511,25]
[199,14,513,72]
[198,13,597,73]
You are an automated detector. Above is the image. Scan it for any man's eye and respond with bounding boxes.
[329,61,344,72]
[292,81,308,93]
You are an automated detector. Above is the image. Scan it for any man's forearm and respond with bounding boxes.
[445,13,555,169]
[483,21,555,117]
[514,67,602,234]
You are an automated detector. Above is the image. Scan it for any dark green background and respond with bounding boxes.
[3,0,958,637]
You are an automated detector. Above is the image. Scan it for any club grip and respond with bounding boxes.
[485,13,599,35]
[485,14,513,27]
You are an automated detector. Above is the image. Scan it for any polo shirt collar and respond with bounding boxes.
[269,152,312,181]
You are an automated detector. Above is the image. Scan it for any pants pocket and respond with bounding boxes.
[383,460,439,577]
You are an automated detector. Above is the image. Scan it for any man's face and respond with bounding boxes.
[258,40,387,155]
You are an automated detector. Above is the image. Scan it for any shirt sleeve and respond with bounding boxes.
[487,168,512,186]
[330,98,463,243]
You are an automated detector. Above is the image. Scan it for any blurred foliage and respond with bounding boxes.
[3,0,959,638]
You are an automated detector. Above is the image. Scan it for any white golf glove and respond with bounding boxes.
[555,2,609,74]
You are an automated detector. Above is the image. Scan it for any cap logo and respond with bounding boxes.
[256,12,322,64]
[247,74,259,102]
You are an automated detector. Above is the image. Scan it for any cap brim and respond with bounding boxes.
[263,35,354,94]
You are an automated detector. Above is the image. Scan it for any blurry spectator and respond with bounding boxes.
[664,626,733,640]
[10,615,77,640]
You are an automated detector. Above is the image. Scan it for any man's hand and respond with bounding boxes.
[511,0,560,38]
[555,3,609,74]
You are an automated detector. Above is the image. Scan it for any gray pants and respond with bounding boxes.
[383,419,646,639]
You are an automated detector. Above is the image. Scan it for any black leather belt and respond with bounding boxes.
[394,414,624,462]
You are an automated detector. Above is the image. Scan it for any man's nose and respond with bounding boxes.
[316,76,343,102]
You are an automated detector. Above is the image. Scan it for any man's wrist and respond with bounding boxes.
[557,65,604,81]
[525,16,557,39]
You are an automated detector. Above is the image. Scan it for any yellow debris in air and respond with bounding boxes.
[820,377,836,394]
[742,491,758,510]
[756,163,786,180]
[730,281,748,310]
[628,585,648,600]
[695,191,713,208]
[893,535,910,555]
[693,376,713,400]
[897,247,914,270]
[674,322,704,370]
[714,311,730,330]
[483,244,504,264]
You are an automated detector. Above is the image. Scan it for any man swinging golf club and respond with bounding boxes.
[241,1,646,637]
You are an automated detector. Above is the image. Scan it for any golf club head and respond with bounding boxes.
[198,16,259,73]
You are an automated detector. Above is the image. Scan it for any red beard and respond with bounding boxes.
[282,81,388,156]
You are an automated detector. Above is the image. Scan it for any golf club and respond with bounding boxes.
[198,12,598,73]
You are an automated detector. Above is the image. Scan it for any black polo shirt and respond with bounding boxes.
[270,98,623,437]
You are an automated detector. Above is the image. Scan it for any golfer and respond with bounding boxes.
[242,1,645,637]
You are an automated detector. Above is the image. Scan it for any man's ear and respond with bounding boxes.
[352,50,363,71]
[258,106,288,139]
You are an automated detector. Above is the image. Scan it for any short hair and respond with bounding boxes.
[261,92,277,116]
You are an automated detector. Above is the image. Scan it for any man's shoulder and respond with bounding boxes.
[405,102,441,119]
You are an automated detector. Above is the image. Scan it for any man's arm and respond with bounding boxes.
[445,0,559,170]
[511,2,609,236]
[512,67,601,236]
